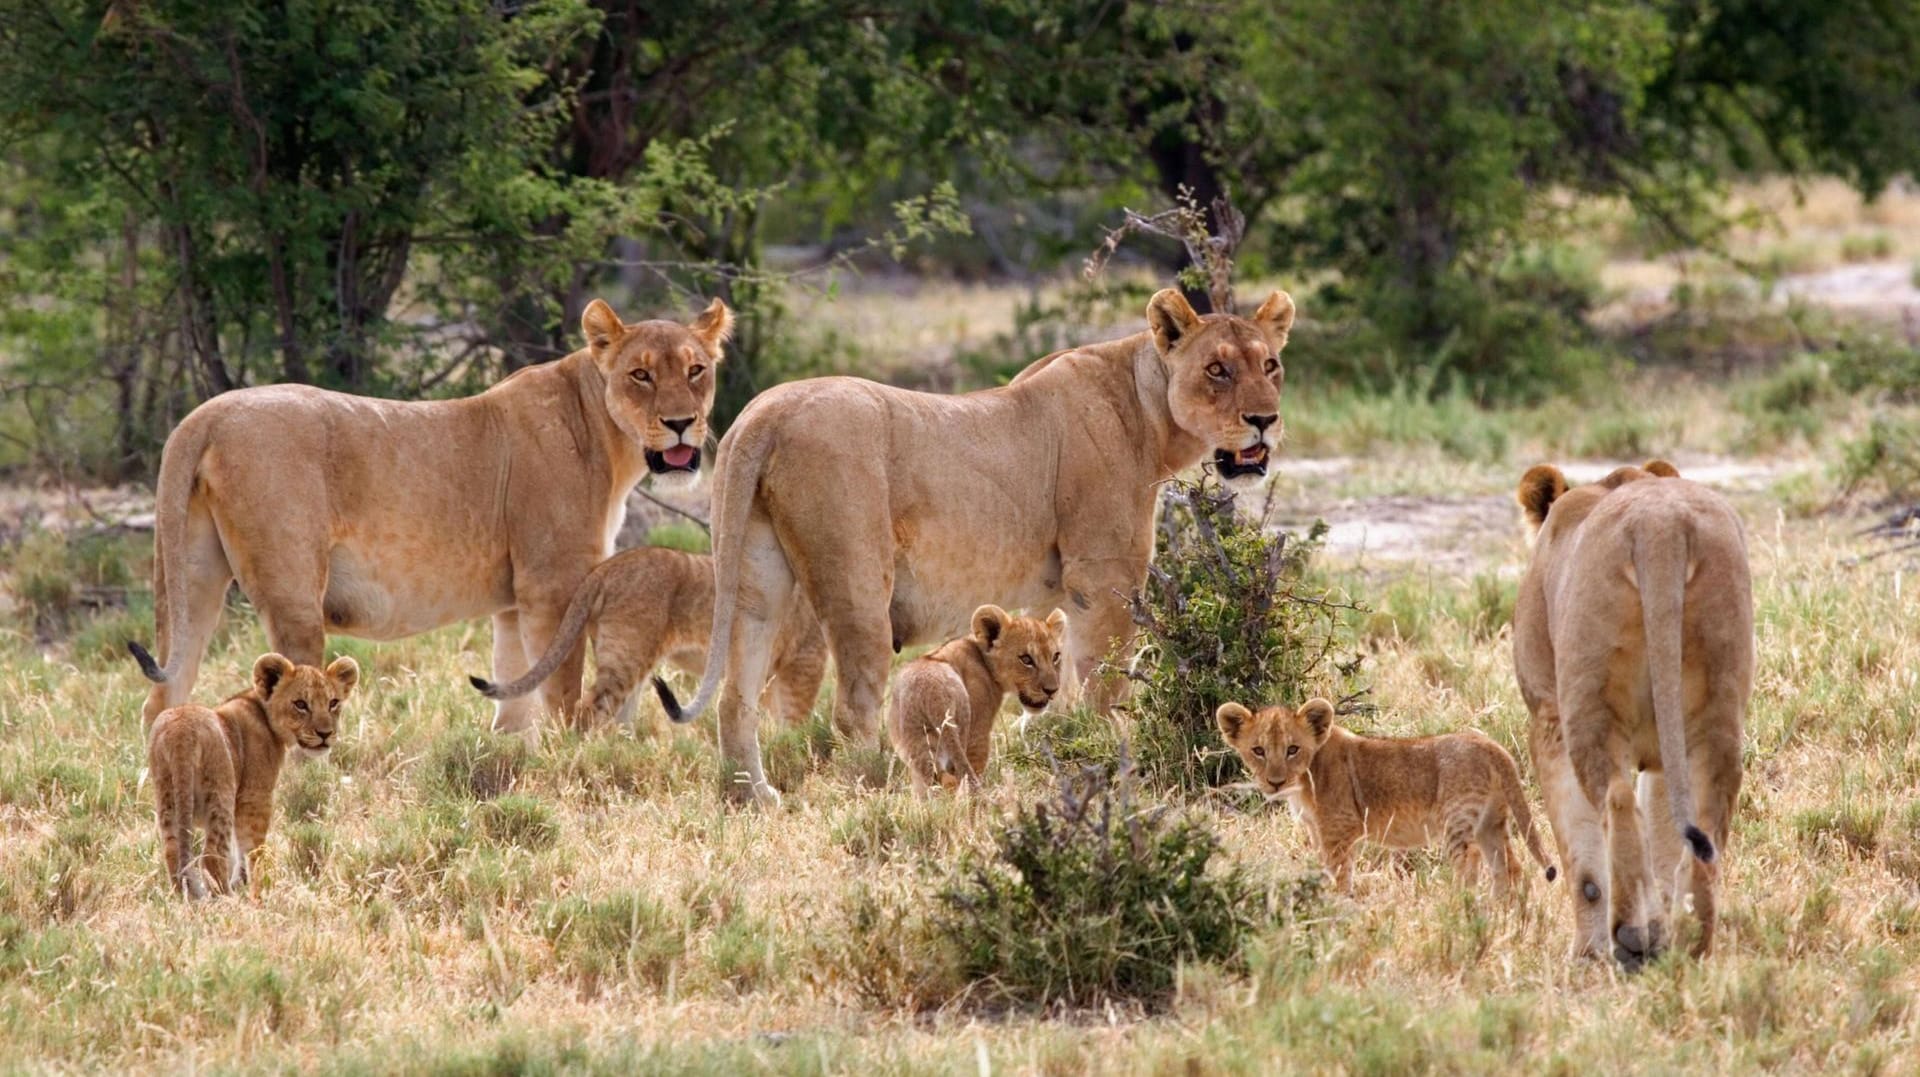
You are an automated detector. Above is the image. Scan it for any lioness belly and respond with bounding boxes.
[888,539,1063,648]
[322,543,510,640]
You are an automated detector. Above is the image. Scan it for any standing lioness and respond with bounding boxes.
[133,297,730,734]
[1513,461,1752,968]
[662,287,1296,804]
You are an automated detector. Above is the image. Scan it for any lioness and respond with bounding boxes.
[886,605,1067,795]
[661,287,1296,803]
[1512,460,1751,968]
[1217,697,1555,896]
[141,647,359,898]
[132,297,730,734]
[467,546,827,731]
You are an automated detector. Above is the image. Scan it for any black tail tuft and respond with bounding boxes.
[468,675,500,698]
[1683,825,1716,864]
[1545,865,1559,883]
[654,677,690,723]
[127,641,165,683]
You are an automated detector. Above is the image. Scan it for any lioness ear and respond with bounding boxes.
[1216,702,1252,743]
[1146,288,1203,356]
[971,605,1009,649]
[252,653,295,700]
[581,299,624,360]
[1300,698,1336,741]
[688,297,733,356]
[1516,465,1567,532]
[326,655,361,697]
[1643,459,1680,479]
[1252,290,1296,341]
[1045,608,1069,637]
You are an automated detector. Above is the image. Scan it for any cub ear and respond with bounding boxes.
[1643,459,1680,478]
[688,297,734,356]
[1251,290,1296,341]
[1299,697,1336,741]
[1516,465,1567,532]
[252,653,295,700]
[326,655,361,697]
[971,605,1009,649]
[581,299,624,360]
[1045,608,1069,636]
[1216,702,1253,743]
[1146,288,1203,356]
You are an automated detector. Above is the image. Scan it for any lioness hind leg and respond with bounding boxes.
[1684,716,1743,958]
[717,525,797,805]
[143,517,233,728]
[765,610,829,726]
[1601,768,1660,970]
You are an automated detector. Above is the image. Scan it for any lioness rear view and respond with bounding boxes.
[132,297,731,733]
[660,287,1296,803]
[1513,460,1752,968]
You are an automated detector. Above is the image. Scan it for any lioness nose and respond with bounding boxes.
[663,417,693,435]
[1243,413,1277,432]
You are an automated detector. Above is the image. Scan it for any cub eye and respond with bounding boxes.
[1052,652,1061,665]
[1264,358,1280,375]
[1251,746,1266,758]
[629,369,652,385]
[328,699,340,712]
[293,700,309,713]
[1205,362,1229,379]
[1019,654,1035,667]
[688,363,706,379]
[1286,745,1300,757]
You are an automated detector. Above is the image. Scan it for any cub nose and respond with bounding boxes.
[1243,413,1277,432]
[662,417,693,435]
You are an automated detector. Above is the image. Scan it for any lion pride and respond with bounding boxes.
[1512,460,1752,968]
[132,298,731,734]
[660,287,1295,804]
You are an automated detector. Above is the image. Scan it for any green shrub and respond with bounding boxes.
[472,794,560,851]
[932,756,1261,1009]
[539,891,685,995]
[1840,232,1893,262]
[420,730,529,801]
[1127,478,1362,791]
[643,521,710,554]
[1835,415,1920,503]
[1,528,145,639]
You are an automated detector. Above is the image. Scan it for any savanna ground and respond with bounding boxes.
[3,181,1920,1074]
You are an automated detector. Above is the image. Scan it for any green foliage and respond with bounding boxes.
[932,757,1262,1009]
[1835,415,1920,504]
[539,891,685,995]
[642,523,711,555]
[419,730,530,801]
[472,795,561,852]
[1127,478,1361,791]
[0,529,143,639]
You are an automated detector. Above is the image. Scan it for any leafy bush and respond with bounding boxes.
[1835,415,1920,503]
[1,528,144,639]
[932,755,1261,1010]
[642,522,710,554]
[1126,478,1362,791]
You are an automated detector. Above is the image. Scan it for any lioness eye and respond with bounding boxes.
[1020,654,1034,667]
[688,363,706,379]
[1252,746,1265,758]
[629,369,652,385]
[1287,745,1299,757]
[1206,362,1229,379]
[1264,358,1279,375]
[293,700,309,712]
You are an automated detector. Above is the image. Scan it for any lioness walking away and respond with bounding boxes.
[468,546,827,731]
[887,605,1067,795]
[1217,697,1555,896]
[1513,460,1752,968]
[140,646,359,898]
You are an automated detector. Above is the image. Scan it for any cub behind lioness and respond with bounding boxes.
[139,647,359,898]
[1217,697,1555,895]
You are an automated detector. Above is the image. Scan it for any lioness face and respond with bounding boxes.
[971,605,1068,715]
[1215,697,1335,798]
[581,297,734,488]
[253,653,360,758]
[1148,288,1296,489]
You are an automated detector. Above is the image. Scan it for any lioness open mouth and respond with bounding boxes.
[646,445,701,474]
[1214,444,1271,479]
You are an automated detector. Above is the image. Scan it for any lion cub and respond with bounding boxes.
[138,647,359,898]
[887,605,1067,794]
[1217,697,1555,896]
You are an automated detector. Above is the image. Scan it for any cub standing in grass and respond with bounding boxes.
[139,645,359,898]
[1216,697,1556,896]
[887,605,1067,795]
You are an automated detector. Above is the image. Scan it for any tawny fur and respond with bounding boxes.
[132,297,731,736]
[664,287,1296,804]
[145,651,358,898]
[886,606,1066,795]
[1512,460,1752,968]
[1217,698,1555,897]
[469,546,827,731]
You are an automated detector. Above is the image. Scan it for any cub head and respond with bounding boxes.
[251,653,360,758]
[1215,697,1336,798]
[581,296,733,488]
[1148,288,1295,489]
[970,605,1069,715]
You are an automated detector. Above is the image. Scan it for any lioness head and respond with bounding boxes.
[581,296,734,487]
[252,653,360,758]
[1216,697,1336,798]
[1516,458,1681,542]
[971,605,1069,714]
[1147,288,1296,488]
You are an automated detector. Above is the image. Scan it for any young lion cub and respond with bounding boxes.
[138,646,359,898]
[887,605,1067,794]
[1217,697,1555,896]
